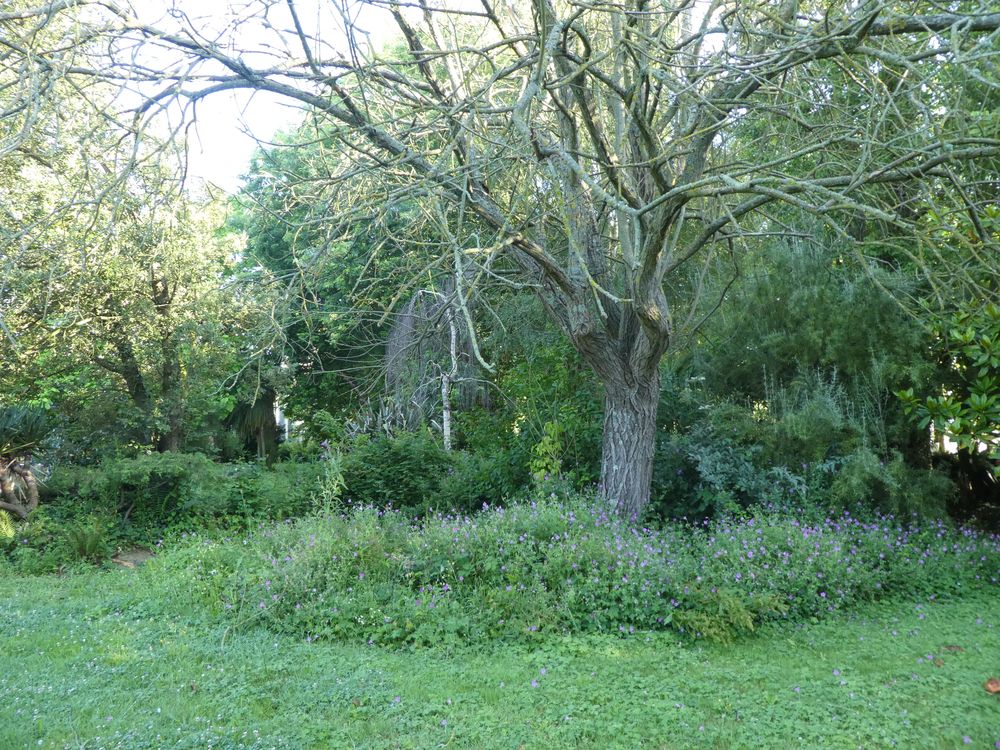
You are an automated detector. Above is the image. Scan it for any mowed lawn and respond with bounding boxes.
[1,571,998,750]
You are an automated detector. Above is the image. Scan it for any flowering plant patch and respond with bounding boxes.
[149,496,1000,645]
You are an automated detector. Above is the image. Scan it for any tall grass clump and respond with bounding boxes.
[145,496,1000,645]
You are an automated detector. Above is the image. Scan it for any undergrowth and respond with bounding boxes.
[142,496,1000,646]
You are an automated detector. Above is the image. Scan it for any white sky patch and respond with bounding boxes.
[121,0,400,193]
[123,0,716,193]
[182,89,303,193]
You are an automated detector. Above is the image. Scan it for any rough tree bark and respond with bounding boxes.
[575,305,669,515]
[96,336,152,413]
[599,370,661,519]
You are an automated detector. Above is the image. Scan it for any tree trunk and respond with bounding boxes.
[441,303,457,451]
[599,369,660,519]
[96,337,154,444]
[112,338,152,412]
[152,268,183,453]
[156,330,183,452]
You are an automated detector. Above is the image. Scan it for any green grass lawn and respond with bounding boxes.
[1,570,998,750]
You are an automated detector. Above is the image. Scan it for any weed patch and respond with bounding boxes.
[145,498,1000,645]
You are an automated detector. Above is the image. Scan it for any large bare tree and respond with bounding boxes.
[3,0,999,515]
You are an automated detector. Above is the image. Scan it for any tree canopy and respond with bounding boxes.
[2,0,998,515]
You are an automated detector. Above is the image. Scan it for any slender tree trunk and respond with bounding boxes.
[597,367,661,519]
[441,304,457,451]
[112,338,152,412]
[157,331,183,452]
[152,269,183,453]
[96,337,155,444]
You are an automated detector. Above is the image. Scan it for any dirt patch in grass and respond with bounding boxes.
[111,547,154,568]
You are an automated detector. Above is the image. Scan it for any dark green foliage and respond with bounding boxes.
[64,516,109,562]
[335,425,535,515]
[698,242,924,396]
[652,425,767,519]
[0,504,113,573]
[650,377,955,521]
[87,453,231,524]
[458,315,603,492]
[0,506,63,573]
[38,463,93,501]
[0,404,51,456]
[238,462,325,519]
[695,243,935,462]
[434,450,526,512]
[643,239,960,520]
[43,455,322,533]
[340,431,457,512]
[3,456,330,572]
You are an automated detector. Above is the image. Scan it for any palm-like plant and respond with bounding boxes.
[0,406,51,520]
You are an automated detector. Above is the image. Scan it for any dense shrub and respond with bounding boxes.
[227,461,324,519]
[63,453,227,524]
[49,454,322,524]
[339,432,455,511]
[338,431,514,513]
[0,504,111,573]
[22,455,324,560]
[641,241,955,520]
[696,243,934,418]
[433,450,523,512]
[650,371,955,520]
[828,448,955,518]
[3,454,328,572]
[456,321,603,490]
[39,463,98,502]
[145,496,1000,646]
[42,431,528,532]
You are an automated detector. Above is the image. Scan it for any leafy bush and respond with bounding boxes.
[145,495,999,647]
[51,454,323,527]
[65,516,109,563]
[40,464,98,502]
[652,424,767,519]
[650,371,955,520]
[0,506,89,573]
[0,509,14,541]
[81,452,227,524]
[340,431,457,511]
[29,456,324,561]
[228,461,324,519]
[829,449,953,518]
[457,325,602,490]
